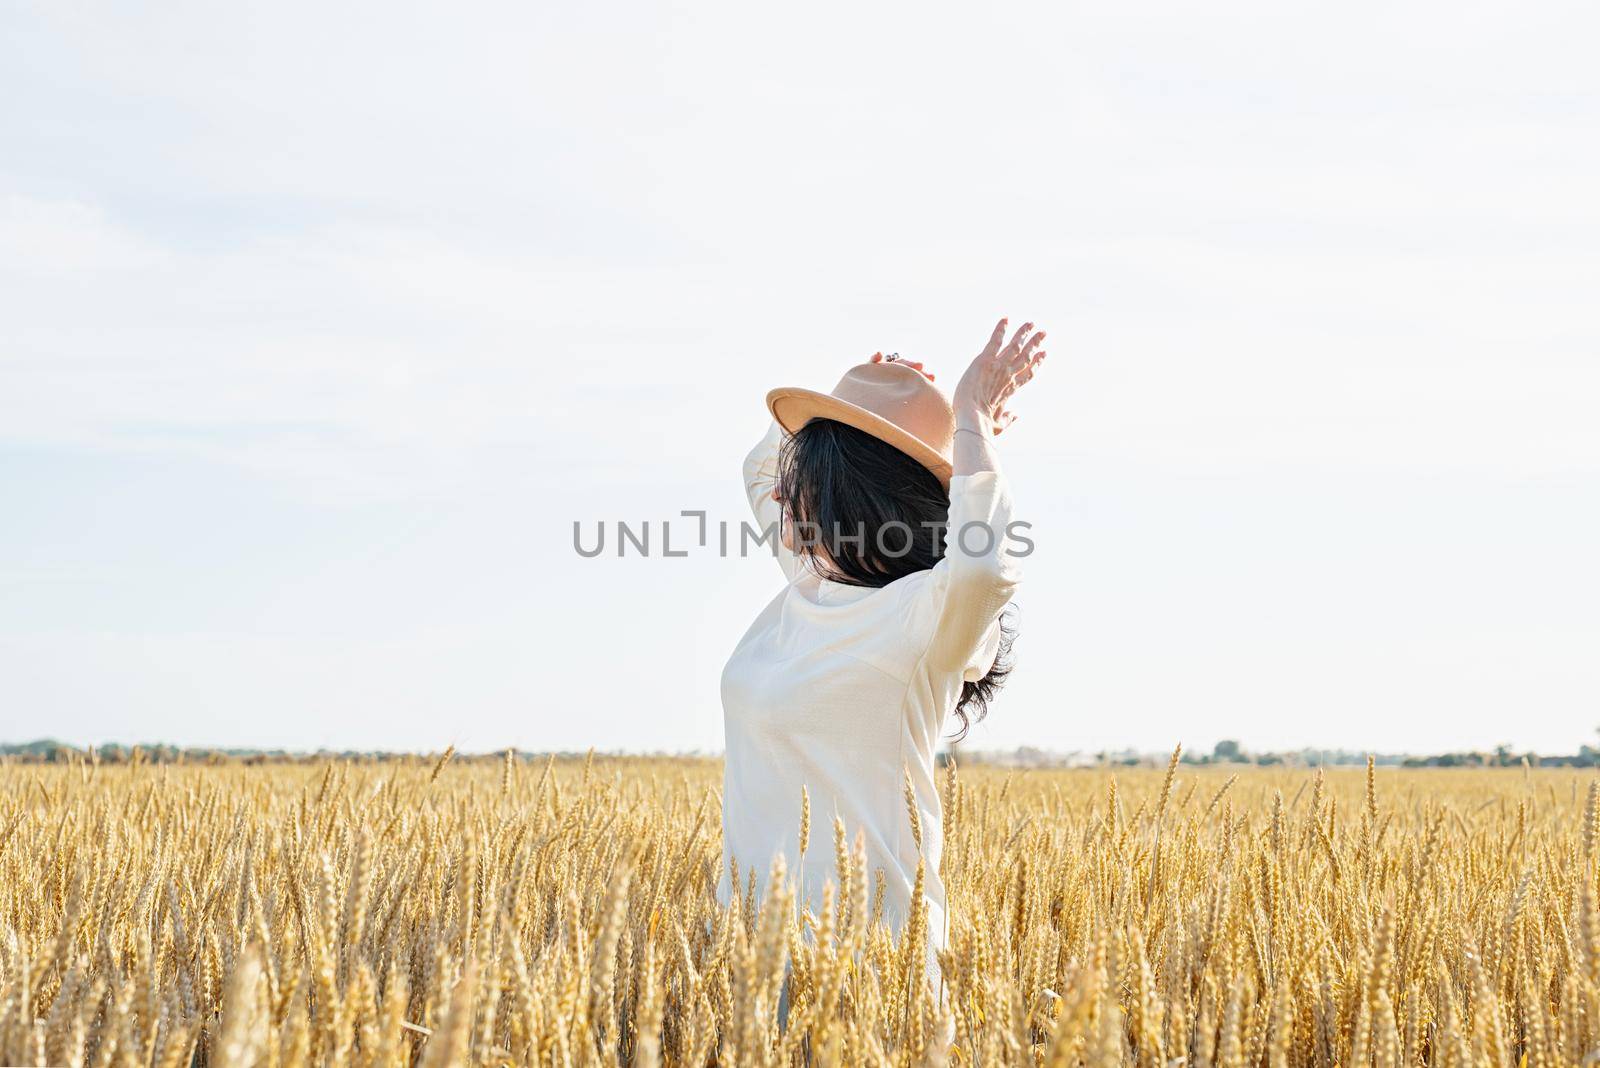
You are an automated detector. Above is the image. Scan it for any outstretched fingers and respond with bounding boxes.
[1017,350,1043,388]
[981,318,1010,361]
[961,317,1050,435]
[1005,328,1044,371]
[1016,337,1046,373]
[997,321,1035,363]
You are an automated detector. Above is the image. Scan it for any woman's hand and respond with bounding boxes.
[869,351,935,382]
[951,318,1046,436]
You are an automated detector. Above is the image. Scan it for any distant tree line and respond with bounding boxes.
[1185,738,1600,769]
[7,736,1600,769]
[959,735,1600,770]
[0,740,715,765]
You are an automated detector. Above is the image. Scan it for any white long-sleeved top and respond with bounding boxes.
[719,422,1021,947]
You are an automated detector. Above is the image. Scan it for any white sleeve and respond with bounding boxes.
[741,421,801,581]
[911,471,1022,676]
[963,617,1005,682]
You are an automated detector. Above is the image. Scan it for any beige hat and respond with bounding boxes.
[766,360,955,487]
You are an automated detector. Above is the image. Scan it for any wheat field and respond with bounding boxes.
[0,751,1594,1066]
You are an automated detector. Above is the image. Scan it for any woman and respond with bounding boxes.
[720,317,1047,958]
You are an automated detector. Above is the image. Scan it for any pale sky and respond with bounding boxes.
[2,0,1597,756]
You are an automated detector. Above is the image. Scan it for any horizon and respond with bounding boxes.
[7,734,1598,763]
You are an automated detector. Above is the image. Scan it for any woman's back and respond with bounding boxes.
[719,414,1021,949]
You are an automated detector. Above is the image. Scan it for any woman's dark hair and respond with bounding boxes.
[775,417,1016,740]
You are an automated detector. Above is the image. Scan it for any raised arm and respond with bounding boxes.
[742,421,803,581]
[921,318,1047,675]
